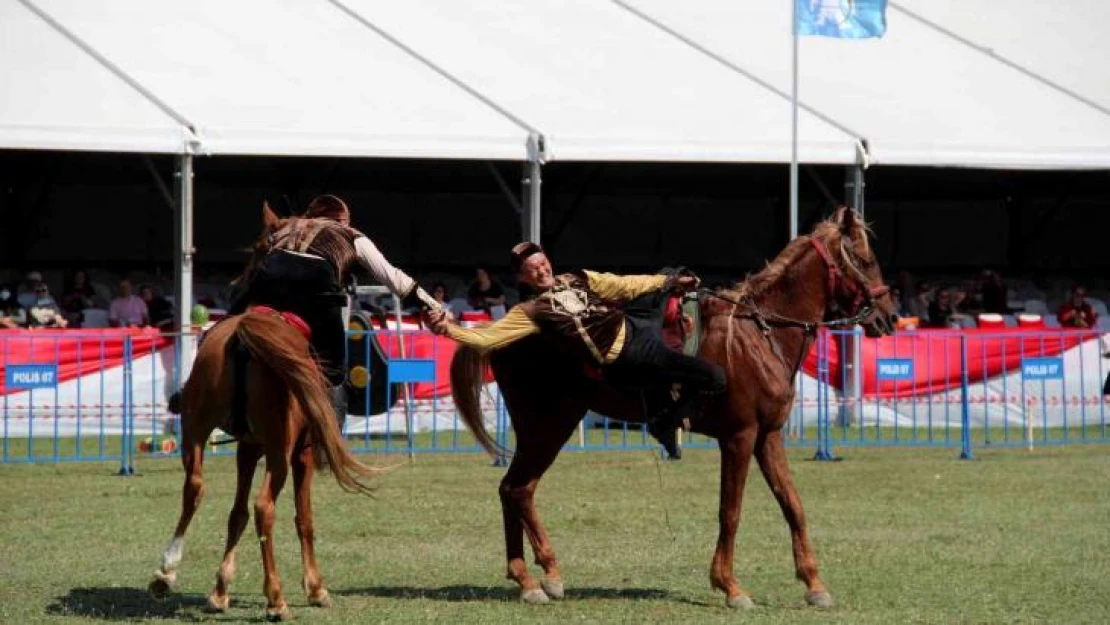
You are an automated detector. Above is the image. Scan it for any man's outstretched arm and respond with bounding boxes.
[435,306,540,353]
[354,236,440,310]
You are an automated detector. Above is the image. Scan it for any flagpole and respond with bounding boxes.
[790,0,799,241]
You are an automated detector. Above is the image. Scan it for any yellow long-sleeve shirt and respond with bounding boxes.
[445,270,668,362]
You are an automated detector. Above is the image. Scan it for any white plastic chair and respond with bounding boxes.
[1086,298,1108,318]
[1023,299,1050,316]
[81,308,109,328]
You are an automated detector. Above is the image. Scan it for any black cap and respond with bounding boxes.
[509,241,544,273]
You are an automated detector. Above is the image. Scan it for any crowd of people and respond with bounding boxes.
[3,265,1106,334]
[1,270,173,330]
[892,269,1101,330]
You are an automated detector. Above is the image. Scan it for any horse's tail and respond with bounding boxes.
[234,314,381,496]
[450,345,507,459]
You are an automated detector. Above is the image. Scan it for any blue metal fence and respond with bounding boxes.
[2,326,1108,467]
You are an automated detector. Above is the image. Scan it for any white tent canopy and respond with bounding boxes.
[1,0,1108,168]
[344,0,859,164]
[895,0,1110,114]
[5,0,532,160]
[0,0,187,153]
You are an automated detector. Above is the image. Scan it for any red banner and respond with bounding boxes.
[0,328,170,395]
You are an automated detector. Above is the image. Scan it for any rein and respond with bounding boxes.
[694,288,876,334]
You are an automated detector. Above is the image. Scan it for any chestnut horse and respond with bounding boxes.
[450,206,897,609]
[147,310,381,621]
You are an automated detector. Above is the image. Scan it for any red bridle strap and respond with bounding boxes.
[810,237,889,314]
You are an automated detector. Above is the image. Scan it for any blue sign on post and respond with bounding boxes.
[1021,357,1064,380]
[876,358,914,380]
[5,364,59,389]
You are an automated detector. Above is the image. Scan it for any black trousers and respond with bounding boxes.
[231,250,348,386]
[603,312,726,398]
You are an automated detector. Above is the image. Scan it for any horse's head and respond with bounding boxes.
[233,202,288,286]
[811,205,898,338]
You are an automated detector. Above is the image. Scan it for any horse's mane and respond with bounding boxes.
[726,209,871,301]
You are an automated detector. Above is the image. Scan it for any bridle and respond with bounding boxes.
[692,234,891,382]
[809,236,890,320]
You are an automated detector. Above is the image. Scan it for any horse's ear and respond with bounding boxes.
[262,201,279,228]
[836,204,860,234]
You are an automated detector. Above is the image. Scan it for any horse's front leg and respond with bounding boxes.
[710,428,758,610]
[255,459,291,621]
[755,428,833,608]
[207,442,263,612]
[292,442,332,608]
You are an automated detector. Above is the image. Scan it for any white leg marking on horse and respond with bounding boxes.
[162,536,185,570]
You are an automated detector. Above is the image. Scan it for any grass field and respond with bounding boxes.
[1,443,1109,624]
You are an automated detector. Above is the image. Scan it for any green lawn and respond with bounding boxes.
[1,444,1108,624]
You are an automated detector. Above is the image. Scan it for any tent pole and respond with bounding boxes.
[840,157,867,427]
[845,163,865,216]
[789,0,799,241]
[522,133,544,244]
[173,154,195,388]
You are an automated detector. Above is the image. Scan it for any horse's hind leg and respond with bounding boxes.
[292,440,332,608]
[149,435,207,598]
[206,442,263,612]
[755,429,833,609]
[519,471,565,600]
[501,416,581,603]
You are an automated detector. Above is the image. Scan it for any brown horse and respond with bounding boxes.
[450,206,897,609]
[147,310,381,621]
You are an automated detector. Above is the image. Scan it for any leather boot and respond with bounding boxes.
[167,390,183,415]
[647,393,692,460]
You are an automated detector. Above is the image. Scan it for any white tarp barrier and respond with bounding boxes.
[795,334,1110,431]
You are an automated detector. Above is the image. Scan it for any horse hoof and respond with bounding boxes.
[726,594,755,610]
[148,578,171,600]
[806,590,835,609]
[309,590,333,608]
[266,605,293,622]
[206,594,230,613]
[521,588,551,604]
[541,578,565,600]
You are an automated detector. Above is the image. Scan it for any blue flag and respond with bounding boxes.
[795,0,888,38]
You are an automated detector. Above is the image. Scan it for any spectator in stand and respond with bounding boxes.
[140,284,174,330]
[61,269,97,328]
[108,279,149,328]
[467,267,506,316]
[25,283,67,328]
[1056,285,1097,329]
[907,280,933,322]
[431,282,456,314]
[17,271,44,309]
[979,269,1010,315]
[1,283,27,328]
[925,286,970,329]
